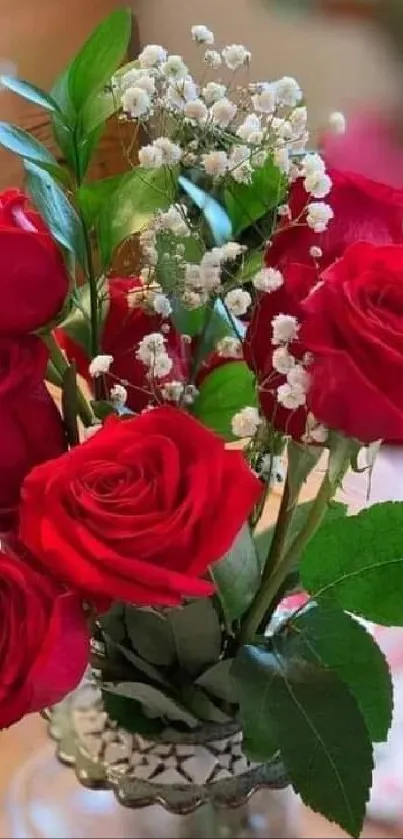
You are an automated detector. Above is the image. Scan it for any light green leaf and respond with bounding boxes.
[191,361,257,442]
[60,280,110,356]
[168,600,221,676]
[196,659,236,703]
[90,400,116,421]
[97,166,178,267]
[0,122,68,185]
[78,173,125,227]
[211,525,262,623]
[67,8,132,110]
[233,641,373,837]
[235,248,264,284]
[103,681,199,728]
[287,439,323,505]
[25,162,86,266]
[290,603,393,743]
[224,158,286,236]
[81,90,117,134]
[0,75,61,113]
[125,607,176,666]
[301,501,403,625]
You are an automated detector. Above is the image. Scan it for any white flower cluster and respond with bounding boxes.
[231,406,261,439]
[89,354,114,378]
[136,333,173,379]
[181,242,246,309]
[269,315,312,411]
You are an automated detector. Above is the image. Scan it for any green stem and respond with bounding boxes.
[239,438,352,645]
[43,333,94,427]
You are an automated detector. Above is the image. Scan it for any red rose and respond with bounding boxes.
[0,189,70,334]
[267,169,403,277]
[0,539,89,729]
[301,242,403,443]
[19,407,262,606]
[0,335,67,531]
[57,277,189,412]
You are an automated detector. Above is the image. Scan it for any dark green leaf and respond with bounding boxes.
[224,158,286,236]
[24,162,86,265]
[168,600,221,676]
[170,301,233,356]
[0,122,68,185]
[99,603,126,642]
[60,283,104,358]
[196,659,236,703]
[0,75,61,113]
[290,603,393,742]
[103,681,199,728]
[235,248,264,284]
[125,607,176,666]
[211,525,261,623]
[191,362,257,442]
[67,9,132,110]
[61,363,79,446]
[97,166,178,267]
[301,502,403,625]
[78,173,125,227]
[233,641,373,837]
[102,690,164,735]
[112,641,172,689]
[181,685,231,723]
[90,400,116,420]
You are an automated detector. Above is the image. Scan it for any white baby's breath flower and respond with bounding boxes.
[210,97,237,128]
[153,293,172,318]
[275,76,302,107]
[136,333,166,365]
[152,353,173,379]
[273,147,290,175]
[119,68,156,95]
[161,380,185,402]
[300,152,326,178]
[290,106,308,135]
[304,171,332,199]
[153,137,182,165]
[183,384,199,406]
[191,24,214,45]
[110,384,128,407]
[121,86,151,118]
[277,203,291,218]
[231,406,261,439]
[219,241,246,261]
[272,347,295,375]
[216,336,243,358]
[229,145,252,183]
[204,49,222,69]
[200,264,221,292]
[222,44,251,71]
[303,413,329,444]
[237,114,261,141]
[158,205,190,237]
[182,289,205,309]
[271,314,299,345]
[310,245,323,259]
[202,150,229,178]
[252,86,276,114]
[253,267,284,293]
[139,44,167,68]
[277,382,306,410]
[329,111,347,135]
[184,98,208,125]
[224,288,251,317]
[202,81,227,105]
[162,55,188,81]
[166,78,198,109]
[138,144,163,169]
[89,354,114,378]
[306,202,334,233]
[287,364,310,393]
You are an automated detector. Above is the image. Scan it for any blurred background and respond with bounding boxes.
[1,1,403,836]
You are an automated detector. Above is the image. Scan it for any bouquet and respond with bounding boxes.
[2,9,403,836]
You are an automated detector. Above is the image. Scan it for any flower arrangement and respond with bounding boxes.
[2,9,403,836]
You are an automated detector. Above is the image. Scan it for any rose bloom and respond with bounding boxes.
[0,539,88,729]
[57,277,188,412]
[19,407,262,606]
[245,169,403,440]
[0,335,67,531]
[0,189,70,333]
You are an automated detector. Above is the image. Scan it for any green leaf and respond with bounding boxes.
[60,282,107,358]
[233,641,373,837]
[103,681,199,728]
[24,162,86,266]
[235,248,264,284]
[77,173,125,227]
[290,603,393,743]
[180,685,231,723]
[97,166,178,267]
[170,301,233,357]
[76,123,105,181]
[224,158,286,236]
[111,640,172,689]
[125,607,176,666]
[0,75,61,113]
[191,361,257,442]
[90,400,116,421]
[211,525,262,623]
[196,659,236,703]
[99,603,126,643]
[61,363,79,446]
[67,8,132,110]
[287,439,323,505]
[167,600,221,676]
[102,690,164,736]
[0,122,68,185]
[81,90,117,134]
[301,501,403,625]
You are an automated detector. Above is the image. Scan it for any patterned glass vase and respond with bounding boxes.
[41,678,296,839]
